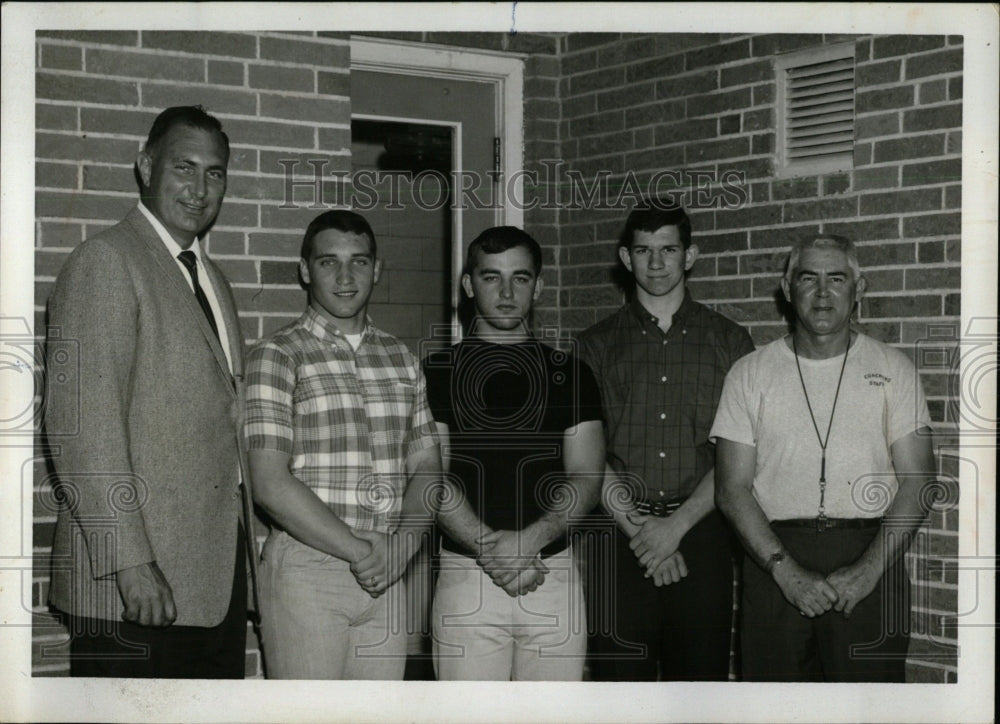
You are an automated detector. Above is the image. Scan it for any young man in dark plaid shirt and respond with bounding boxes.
[578,200,754,681]
[244,210,441,679]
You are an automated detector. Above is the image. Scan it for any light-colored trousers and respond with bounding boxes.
[432,548,586,681]
[259,530,407,680]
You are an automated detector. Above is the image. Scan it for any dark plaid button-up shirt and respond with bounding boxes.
[578,290,754,501]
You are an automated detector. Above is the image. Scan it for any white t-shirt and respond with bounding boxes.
[344,332,363,351]
[709,333,931,520]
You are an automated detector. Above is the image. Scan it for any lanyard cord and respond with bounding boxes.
[792,333,851,518]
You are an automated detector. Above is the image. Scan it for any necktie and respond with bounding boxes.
[178,250,220,341]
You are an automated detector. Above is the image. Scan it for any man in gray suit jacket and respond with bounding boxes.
[46,106,257,678]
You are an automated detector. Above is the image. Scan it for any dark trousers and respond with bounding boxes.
[588,510,736,681]
[68,523,248,679]
[741,523,910,682]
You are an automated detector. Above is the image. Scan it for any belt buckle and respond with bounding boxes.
[636,499,667,517]
[816,514,828,532]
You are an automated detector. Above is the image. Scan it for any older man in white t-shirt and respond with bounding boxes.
[711,235,937,682]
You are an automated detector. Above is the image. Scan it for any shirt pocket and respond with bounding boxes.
[294,364,360,417]
[604,358,642,418]
[363,378,416,458]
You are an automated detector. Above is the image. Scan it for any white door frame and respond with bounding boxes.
[350,35,526,340]
[349,35,525,231]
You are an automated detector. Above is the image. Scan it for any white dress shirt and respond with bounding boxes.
[137,202,234,373]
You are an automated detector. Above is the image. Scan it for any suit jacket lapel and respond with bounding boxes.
[202,255,243,375]
[124,208,236,389]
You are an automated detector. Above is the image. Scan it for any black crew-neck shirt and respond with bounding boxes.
[423,337,603,558]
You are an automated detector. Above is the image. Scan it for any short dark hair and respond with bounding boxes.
[144,105,229,158]
[620,198,692,250]
[464,226,542,276]
[301,210,377,260]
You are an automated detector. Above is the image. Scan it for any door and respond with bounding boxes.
[351,69,502,354]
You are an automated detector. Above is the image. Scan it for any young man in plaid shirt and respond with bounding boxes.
[578,200,754,680]
[244,210,441,679]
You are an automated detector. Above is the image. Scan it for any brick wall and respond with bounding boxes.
[33,31,961,682]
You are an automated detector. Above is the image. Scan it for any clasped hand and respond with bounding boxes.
[773,558,878,618]
[627,511,689,587]
[825,560,880,618]
[773,558,839,617]
[476,530,549,597]
[350,530,404,599]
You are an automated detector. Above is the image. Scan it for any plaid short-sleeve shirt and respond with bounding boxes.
[578,291,754,501]
[244,306,439,532]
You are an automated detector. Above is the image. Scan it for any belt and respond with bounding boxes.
[635,496,686,518]
[772,517,883,531]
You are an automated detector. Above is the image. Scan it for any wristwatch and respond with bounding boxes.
[764,550,786,574]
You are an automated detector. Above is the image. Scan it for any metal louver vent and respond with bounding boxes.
[786,57,855,160]
[776,43,855,177]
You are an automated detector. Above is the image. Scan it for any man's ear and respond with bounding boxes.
[618,246,633,271]
[136,151,152,188]
[298,258,311,286]
[780,277,792,303]
[372,258,383,285]
[461,273,474,299]
[855,275,867,298]
[684,244,699,272]
[532,275,544,301]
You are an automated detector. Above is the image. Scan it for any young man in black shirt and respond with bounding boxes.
[423,226,605,680]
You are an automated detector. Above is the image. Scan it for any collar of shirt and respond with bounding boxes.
[137,202,206,263]
[627,288,695,332]
[300,305,371,348]
[462,333,538,348]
